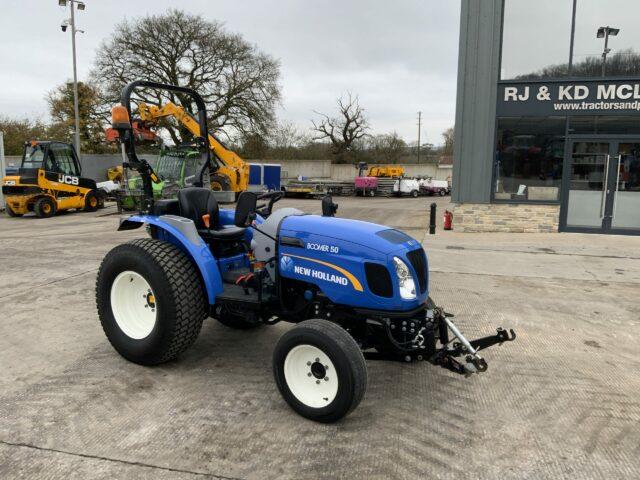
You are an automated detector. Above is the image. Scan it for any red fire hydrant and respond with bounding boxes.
[443,210,453,230]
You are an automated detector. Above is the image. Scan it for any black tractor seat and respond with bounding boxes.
[176,188,246,242]
[202,225,246,241]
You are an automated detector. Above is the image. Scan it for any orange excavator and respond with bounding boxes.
[106,101,249,194]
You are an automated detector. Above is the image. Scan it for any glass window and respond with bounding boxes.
[568,116,640,135]
[184,156,199,183]
[501,0,574,80]
[22,145,45,169]
[571,0,640,78]
[494,117,566,202]
[49,144,79,176]
[156,155,183,182]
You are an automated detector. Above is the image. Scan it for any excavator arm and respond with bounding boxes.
[137,102,249,193]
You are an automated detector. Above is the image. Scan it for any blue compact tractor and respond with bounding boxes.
[96,81,515,422]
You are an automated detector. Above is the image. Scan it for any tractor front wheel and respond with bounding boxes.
[273,319,367,423]
[34,197,56,218]
[95,239,207,365]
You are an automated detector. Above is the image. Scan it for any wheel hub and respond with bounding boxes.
[110,270,157,340]
[310,361,326,379]
[284,345,338,408]
[145,292,156,309]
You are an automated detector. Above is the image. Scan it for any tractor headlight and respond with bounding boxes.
[393,257,416,300]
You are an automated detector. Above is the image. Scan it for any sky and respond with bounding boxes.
[0,0,461,146]
[501,0,640,79]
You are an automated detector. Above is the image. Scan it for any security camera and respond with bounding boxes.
[61,18,70,32]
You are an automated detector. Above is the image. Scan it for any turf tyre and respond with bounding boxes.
[95,238,206,365]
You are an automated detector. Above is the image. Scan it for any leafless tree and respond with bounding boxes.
[91,9,281,144]
[269,121,310,150]
[312,93,369,158]
[441,126,454,155]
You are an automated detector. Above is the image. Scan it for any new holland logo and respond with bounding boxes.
[294,265,349,286]
[280,255,294,272]
[280,254,364,292]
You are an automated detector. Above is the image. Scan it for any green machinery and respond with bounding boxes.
[117,146,200,211]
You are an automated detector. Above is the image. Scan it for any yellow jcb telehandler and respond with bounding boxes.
[2,141,105,218]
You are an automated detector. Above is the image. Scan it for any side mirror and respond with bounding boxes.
[321,195,338,217]
[235,191,258,227]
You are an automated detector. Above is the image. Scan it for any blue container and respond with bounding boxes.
[248,163,263,186]
[263,163,281,190]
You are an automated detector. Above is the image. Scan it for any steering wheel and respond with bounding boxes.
[256,190,284,218]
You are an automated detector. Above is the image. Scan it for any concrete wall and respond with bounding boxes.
[278,159,451,181]
[277,160,332,179]
[452,0,503,203]
[5,154,452,183]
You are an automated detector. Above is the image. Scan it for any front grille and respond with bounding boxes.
[365,262,393,297]
[406,248,427,293]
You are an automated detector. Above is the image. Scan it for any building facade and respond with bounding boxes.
[453,0,640,235]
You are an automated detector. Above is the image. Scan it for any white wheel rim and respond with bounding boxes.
[110,270,157,340]
[284,344,338,408]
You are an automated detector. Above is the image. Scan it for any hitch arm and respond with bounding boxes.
[469,327,516,352]
[433,312,516,376]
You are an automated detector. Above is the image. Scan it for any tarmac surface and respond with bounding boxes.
[1,195,639,479]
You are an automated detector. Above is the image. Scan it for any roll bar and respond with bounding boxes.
[117,80,212,202]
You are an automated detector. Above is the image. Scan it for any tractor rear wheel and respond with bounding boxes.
[84,191,99,212]
[95,239,207,365]
[273,319,367,422]
[34,197,56,218]
[5,206,22,217]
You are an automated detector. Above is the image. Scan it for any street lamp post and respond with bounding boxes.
[597,26,620,77]
[59,0,85,158]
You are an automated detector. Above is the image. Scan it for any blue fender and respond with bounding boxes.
[121,215,222,304]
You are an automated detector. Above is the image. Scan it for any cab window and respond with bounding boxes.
[49,144,80,176]
[22,145,45,169]
[184,156,199,184]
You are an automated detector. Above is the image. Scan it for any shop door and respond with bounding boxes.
[564,140,640,233]
[611,142,640,232]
